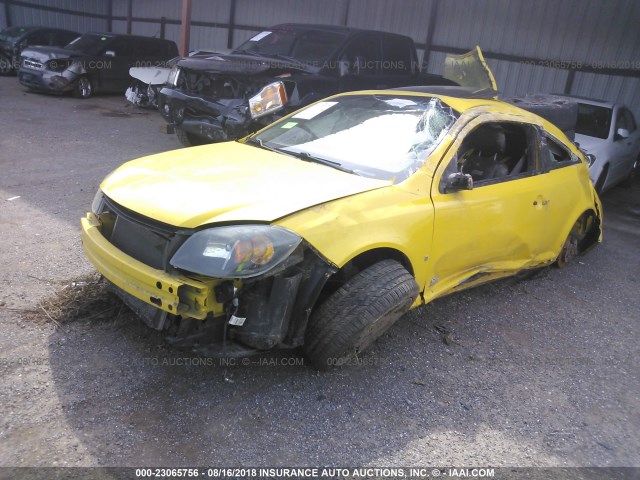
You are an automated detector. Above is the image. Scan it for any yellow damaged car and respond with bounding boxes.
[81,88,602,369]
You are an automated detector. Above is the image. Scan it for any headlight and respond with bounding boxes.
[585,154,596,167]
[91,189,104,214]
[248,81,287,119]
[168,65,181,86]
[46,59,70,72]
[170,225,302,278]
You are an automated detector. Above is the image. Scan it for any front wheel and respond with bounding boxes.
[73,76,93,99]
[304,260,419,370]
[0,56,14,76]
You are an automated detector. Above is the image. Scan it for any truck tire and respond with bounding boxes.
[504,94,578,141]
[304,260,419,370]
[175,126,207,147]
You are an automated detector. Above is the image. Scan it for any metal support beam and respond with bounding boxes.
[3,0,12,28]
[179,0,192,57]
[227,0,236,49]
[160,16,166,40]
[421,0,440,72]
[342,0,350,26]
[564,69,576,95]
[106,0,113,32]
[126,0,133,34]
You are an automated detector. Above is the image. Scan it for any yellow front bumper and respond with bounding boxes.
[81,213,219,319]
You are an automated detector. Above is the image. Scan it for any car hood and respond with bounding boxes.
[20,46,83,62]
[574,133,608,159]
[177,52,313,75]
[101,141,390,228]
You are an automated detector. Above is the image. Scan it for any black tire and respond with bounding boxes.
[73,75,93,99]
[623,156,639,186]
[0,56,15,76]
[595,164,608,194]
[556,211,595,268]
[175,126,208,147]
[304,260,419,370]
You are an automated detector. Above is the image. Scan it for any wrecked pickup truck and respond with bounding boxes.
[158,23,455,146]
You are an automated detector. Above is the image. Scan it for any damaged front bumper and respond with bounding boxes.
[18,64,77,93]
[159,87,274,142]
[81,213,218,320]
[81,212,336,353]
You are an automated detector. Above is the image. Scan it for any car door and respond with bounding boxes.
[533,132,587,258]
[97,37,134,92]
[608,107,636,184]
[428,116,550,299]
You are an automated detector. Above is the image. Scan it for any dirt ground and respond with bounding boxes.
[0,76,639,470]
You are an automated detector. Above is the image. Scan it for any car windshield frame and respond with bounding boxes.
[233,28,348,66]
[576,103,612,140]
[65,33,113,55]
[248,93,460,182]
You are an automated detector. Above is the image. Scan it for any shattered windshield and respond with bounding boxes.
[576,103,612,140]
[251,94,459,182]
[65,34,112,55]
[233,28,347,65]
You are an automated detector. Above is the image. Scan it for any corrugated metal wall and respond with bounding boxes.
[2,0,639,117]
[2,0,108,32]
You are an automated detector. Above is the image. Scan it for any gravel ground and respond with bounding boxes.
[0,76,639,470]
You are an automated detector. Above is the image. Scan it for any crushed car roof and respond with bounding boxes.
[552,93,615,108]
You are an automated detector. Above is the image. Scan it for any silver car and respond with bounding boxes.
[566,96,640,193]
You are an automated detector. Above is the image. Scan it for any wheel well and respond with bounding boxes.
[317,248,414,301]
[576,209,601,253]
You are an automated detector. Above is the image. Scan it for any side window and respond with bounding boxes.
[440,122,535,191]
[136,39,164,57]
[622,109,636,132]
[616,109,629,132]
[339,35,380,75]
[107,38,134,57]
[541,135,579,169]
[380,35,413,75]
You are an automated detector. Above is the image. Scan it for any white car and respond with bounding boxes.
[567,96,640,193]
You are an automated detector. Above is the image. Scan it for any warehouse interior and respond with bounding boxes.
[2,0,639,117]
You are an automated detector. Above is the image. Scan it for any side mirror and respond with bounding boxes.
[445,172,474,192]
[104,50,116,57]
[615,127,629,140]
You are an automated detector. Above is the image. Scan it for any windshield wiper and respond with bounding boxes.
[288,151,355,175]
[243,137,281,154]
[245,140,355,175]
